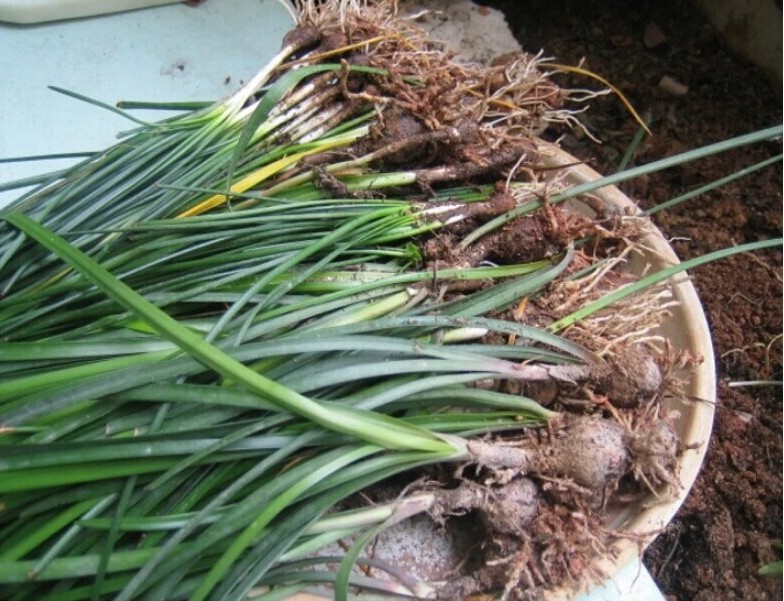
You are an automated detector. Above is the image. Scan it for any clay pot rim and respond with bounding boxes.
[538,141,716,596]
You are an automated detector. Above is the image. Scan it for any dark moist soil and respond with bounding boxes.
[480,1,783,599]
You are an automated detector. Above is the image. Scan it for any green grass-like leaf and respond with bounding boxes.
[550,237,783,331]
[2,212,455,454]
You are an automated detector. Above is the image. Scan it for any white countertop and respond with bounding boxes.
[0,0,295,208]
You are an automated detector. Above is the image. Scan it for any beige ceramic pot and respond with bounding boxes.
[280,143,717,601]
[539,143,717,598]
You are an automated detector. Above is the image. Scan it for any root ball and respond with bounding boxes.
[630,418,682,493]
[432,478,538,535]
[544,415,631,491]
[596,345,663,408]
[481,477,539,535]
[468,415,632,492]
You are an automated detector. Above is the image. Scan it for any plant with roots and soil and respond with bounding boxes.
[0,2,781,601]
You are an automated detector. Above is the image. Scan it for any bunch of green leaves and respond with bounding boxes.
[0,10,781,598]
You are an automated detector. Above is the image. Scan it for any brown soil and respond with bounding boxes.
[481,1,783,599]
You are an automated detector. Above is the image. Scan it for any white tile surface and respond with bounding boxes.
[0,0,295,207]
[575,558,666,601]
